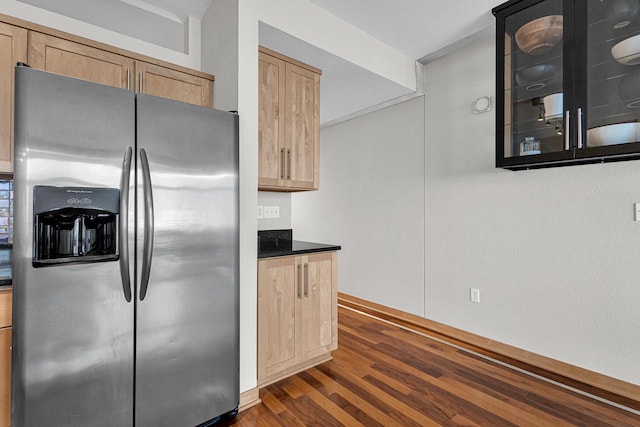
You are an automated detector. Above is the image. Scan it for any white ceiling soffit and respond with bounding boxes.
[259,22,416,126]
[308,0,505,60]
[120,0,213,21]
[17,0,187,53]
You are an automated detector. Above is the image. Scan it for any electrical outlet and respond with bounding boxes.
[470,288,480,303]
[263,206,280,219]
[257,205,264,219]
[635,203,640,221]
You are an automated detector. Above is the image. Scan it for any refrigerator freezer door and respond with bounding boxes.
[135,95,239,426]
[12,68,136,426]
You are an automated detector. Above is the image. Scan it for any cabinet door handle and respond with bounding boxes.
[564,110,570,151]
[298,264,303,298]
[304,263,309,297]
[577,107,583,149]
[280,148,285,179]
[287,149,291,180]
[127,69,131,91]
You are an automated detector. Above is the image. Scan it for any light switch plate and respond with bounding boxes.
[263,205,280,219]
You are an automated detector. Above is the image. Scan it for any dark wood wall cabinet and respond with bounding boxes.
[494,0,640,170]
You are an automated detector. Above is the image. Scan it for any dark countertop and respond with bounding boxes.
[258,229,341,259]
[258,240,342,259]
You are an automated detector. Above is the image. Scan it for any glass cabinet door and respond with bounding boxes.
[499,0,570,167]
[580,0,640,154]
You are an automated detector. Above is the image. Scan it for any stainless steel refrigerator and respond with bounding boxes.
[12,66,239,427]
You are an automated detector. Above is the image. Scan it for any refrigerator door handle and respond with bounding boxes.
[139,148,155,301]
[119,146,133,302]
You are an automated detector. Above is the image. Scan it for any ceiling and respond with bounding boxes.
[148,0,504,60]
[307,0,504,61]
[132,0,506,124]
[258,0,505,124]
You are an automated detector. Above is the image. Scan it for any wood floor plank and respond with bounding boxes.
[220,306,640,427]
[330,344,415,395]
[325,391,384,427]
[259,388,288,415]
[336,332,554,426]
[316,362,440,427]
[377,321,640,426]
[306,366,405,426]
[285,374,363,426]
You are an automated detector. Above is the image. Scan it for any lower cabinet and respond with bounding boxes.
[257,252,337,386]
[0,327,10,427]
[0,287,12,427]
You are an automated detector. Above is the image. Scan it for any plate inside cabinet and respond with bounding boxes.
[611,33,640,65]
[588,122,640,146]
[515,64,557,89]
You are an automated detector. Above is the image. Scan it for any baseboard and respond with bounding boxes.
[338,292,640,411]
[238,388,261,412]
[257,353,333,389]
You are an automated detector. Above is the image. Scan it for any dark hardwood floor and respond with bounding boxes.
[222,306,640,426]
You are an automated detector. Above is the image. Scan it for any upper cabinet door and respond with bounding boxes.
[496,0,573,169]
[258,47,321,191]
[258,52,286,188]
[576,0,640,157]
[28,32,134,89]
[0,23,27,173]
[285,62,320,190]
[135,61,213,107]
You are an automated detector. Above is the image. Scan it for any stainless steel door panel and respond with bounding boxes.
[13,68,135,427]
[135,95,239,427]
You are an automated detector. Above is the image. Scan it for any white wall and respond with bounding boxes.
[201,0,237,111]
[16,0,187,53]
[202,0,260,395]
[201,0,424,393]
[0,0,201,69]
[258,192,291,231]
[293,96,426,316]
[293,28,640,387]
[424,30,640,385]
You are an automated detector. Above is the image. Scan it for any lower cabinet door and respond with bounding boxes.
[300,252,337,360]
[257,256,299,381]
[1,327,11,427]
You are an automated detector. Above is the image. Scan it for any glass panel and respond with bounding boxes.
[0,180,12,244]
[504,0,565,158]
[586,0,640,148]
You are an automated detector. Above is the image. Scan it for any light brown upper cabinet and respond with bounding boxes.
[0,23,27,173]
[135,61,213,107]
[0,18,214,173]
[28,32,134,90]
[258,47,321,191]
[27,32,213,108]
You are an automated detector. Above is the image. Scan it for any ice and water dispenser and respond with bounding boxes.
[33,186,119,266]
